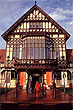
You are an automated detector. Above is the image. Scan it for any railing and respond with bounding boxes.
[4,58,69,69]
[14,59,57,66]
[4,59,58,68]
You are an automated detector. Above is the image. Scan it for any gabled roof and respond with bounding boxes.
[1,3,70,40]
[0,49,6,63]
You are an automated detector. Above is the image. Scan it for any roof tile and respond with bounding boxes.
[0,49,6,63]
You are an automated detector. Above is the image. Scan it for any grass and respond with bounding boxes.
[0,88,14,95]
[58,88,73,96]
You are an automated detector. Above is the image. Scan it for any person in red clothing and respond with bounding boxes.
[35,81,40,97]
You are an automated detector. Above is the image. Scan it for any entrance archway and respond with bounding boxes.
[32,76,39,88]
[29,70,43,90]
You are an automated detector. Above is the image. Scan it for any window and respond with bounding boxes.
[27,47,30,59]
[24,47,26,59]
[13,45,16,58]
[52,44,54,59]
[45,48,48,59]
[38,48,41,59]
[36,22,39,28]
[13,45,19,59]
[45,39,50,59]
[48,48,49,59]
[42,48,44,59]
[22,47,26,59]
[56,51,59,59]
[22,48,24,59]
[39,22,43,28]
[30,22,43,28]
[34,48,38,59]
[33,22,36,28]
[16,45,19,58]
[31,48,34,59]
[22,37,45,59]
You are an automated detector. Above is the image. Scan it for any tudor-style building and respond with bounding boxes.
[0,2,73,89]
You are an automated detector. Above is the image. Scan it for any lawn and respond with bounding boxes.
[0,88,14,95]
[58,88,73,96]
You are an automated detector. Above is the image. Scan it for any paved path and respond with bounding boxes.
[0,89,73,104]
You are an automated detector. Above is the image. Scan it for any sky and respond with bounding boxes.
[0,0,73,49]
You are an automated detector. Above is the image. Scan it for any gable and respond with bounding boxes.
[10,8,60,34]
[26,9,48,20]
[2,4,70,40]
[12,20,59,34]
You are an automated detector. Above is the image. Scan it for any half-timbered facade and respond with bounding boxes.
[1,3,73,88]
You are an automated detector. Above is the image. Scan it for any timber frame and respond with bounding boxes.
[1,2,72,88]
[2,3,70,40]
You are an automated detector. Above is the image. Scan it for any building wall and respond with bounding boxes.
[6,9,66,61]
[1,8,72,89]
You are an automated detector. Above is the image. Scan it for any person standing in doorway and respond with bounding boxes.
[35,81,40,97]
[27,80,32,94]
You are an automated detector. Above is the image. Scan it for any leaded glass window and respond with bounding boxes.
[13,45,19,59]
[42,48,44,59]
[13,45,16,58]
[16,45,19,58]
[38,48,41,59]
[22,48,24,59]
[45,48,48,59]
[27,47,30,59]
[31,48,34,59]
[48,48,49,59]
[29,22,43,28]
[34,47,38,59]
[24,47,26,59]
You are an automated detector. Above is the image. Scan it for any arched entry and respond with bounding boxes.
[28,70,43,89]
[32,73,42,88]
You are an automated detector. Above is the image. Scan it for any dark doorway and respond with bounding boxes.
[32,76,39,89]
